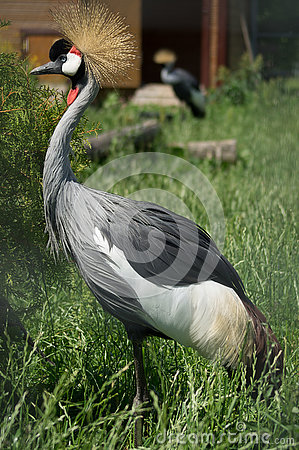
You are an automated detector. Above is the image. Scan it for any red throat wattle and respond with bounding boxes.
[67,86,79,106]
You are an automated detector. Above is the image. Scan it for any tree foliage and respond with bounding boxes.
[0,46,91,313]
[215,53,263,105]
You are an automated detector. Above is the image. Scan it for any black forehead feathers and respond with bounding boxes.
[49,39,72,61]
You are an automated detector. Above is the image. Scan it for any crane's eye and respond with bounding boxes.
[59,55,67,63]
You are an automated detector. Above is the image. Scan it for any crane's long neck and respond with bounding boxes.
[43,75,99,250]
[161,62,176,85]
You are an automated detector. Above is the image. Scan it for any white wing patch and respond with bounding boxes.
[93,226,194,345]
[93,227,254,366]
[62,53,81,76]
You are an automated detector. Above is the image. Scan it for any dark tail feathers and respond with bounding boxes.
[243,301,283,392]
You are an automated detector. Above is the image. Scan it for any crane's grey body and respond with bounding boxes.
[34,39,257,363]
[43,74,256,357]
[36,48,282,374]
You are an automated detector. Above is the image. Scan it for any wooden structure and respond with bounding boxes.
[0,0,253,89]
[0,0,141,88]
[131,84,182,106]
[185,139,237,163]
[86,128,237,163]
[86,120,160,160]
[201,0,228,88]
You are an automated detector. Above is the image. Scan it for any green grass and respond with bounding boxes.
[1,80,298,449]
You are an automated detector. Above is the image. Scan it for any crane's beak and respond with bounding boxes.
[30,60,62,76]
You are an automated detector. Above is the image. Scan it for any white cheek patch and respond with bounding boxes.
[62,53,82,76]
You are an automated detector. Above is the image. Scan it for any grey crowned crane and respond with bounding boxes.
[154,49,206,118]
[30,0,282,446]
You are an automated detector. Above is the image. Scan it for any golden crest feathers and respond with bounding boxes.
[50,0,137,86]
[153,49,177,65]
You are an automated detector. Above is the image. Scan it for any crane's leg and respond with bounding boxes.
[132,338,149,447]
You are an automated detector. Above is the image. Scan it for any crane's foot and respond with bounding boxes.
[133,392,149,448]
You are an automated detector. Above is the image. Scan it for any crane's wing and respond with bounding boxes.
[189,87,206,117]
[173,68,199,88]
[104,195,250,304]
[172,81,205,117]
[56,183,252,333]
